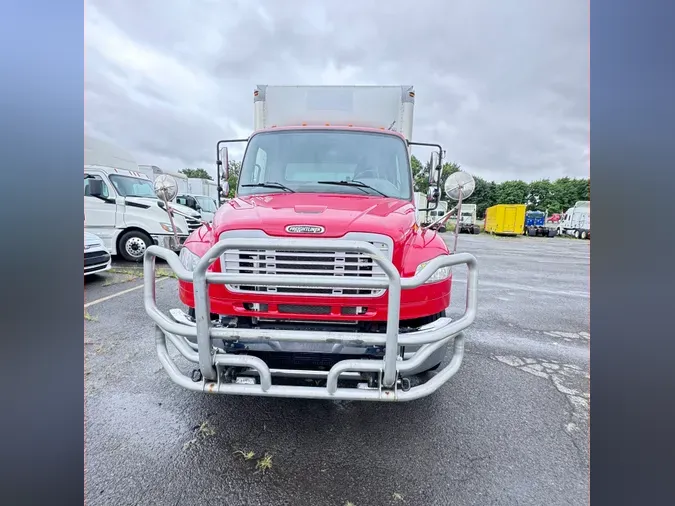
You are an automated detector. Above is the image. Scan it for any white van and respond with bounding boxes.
[84,137,203,261]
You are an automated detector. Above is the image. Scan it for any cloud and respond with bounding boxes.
[85,0,589,183]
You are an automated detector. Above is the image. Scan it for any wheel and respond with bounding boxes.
[118,230,152,262]
[528,227,537,237]
[557,227,563,236]
[573,230,580,239]
[548,229,557,237]
[580,230,588,239]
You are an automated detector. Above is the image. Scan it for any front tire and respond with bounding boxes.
[581,230,588,239]
[119,230,152,262]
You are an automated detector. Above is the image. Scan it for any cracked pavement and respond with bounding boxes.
[84,233,590,506]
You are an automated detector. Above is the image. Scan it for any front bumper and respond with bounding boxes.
[144,238,478,402]
[151,234,188,252]
[84,250,111,276]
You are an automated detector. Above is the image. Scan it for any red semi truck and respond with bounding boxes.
[144,85,478,401]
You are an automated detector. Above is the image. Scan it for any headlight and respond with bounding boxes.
[160,222,183,234]
[415,258,452,284]
[179,247,201,272]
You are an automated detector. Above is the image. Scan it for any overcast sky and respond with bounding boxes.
[84,0,589,183]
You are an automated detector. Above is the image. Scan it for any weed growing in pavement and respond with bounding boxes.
[255,453,273,475]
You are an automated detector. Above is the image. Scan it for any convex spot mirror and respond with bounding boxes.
[154,174,179,202]
[444,171,476,201]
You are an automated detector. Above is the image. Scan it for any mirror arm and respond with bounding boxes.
[167,205,211,231]
[422,204,459,231]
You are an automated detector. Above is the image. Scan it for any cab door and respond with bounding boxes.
[84,172,117,250]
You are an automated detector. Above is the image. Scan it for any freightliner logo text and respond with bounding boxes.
[285,225,325,234]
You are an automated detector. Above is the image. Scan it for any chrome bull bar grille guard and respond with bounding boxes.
[144,238,478,402]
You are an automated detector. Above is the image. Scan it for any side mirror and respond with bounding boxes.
[219,146,230,181]
[427,187,440,202]
[428,151,441,185]
[219,181,230,197]
[89,179,103,197]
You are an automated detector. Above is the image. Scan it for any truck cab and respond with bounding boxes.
[143,85,479,401]
[175,194,218,223]
[558,201,591,239]
[457,204,479,234]
[84,137,204,262]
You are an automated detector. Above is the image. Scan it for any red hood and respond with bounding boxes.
[212,193,416,241]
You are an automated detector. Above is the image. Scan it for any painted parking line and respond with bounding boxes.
[453,279,590,298]
[84,277,170,308]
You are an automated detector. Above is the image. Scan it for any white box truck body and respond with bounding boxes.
[187,178,218,199]
[253,85,416,141]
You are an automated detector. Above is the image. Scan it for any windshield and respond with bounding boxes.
[238,130,412,199]
[109,174,156,198]
[195,196,217,213]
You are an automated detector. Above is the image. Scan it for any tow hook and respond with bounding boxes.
[191,369,203,382]
[399,377,411,392]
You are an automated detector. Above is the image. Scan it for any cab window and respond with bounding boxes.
[83,175,110,198]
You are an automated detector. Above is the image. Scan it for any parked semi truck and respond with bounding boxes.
[426,201,448,232]
[144,84,479,402]
[413,191,428,225]
[457,203,480,234]
[484,204,526,236]
[558,201,590,239]
[524,210,557,237]
[84,136,203,262]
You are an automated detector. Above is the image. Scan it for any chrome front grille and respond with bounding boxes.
[185,216,201,233]
[221,236,391,297]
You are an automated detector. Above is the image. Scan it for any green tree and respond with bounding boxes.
[496,180,529,204]
[179,168,212,180]
[464,175,496,217]
[527,179,554,211]
[222,160,242,198]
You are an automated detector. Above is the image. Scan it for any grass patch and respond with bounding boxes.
[84,310,97,322]
[102,274,138,287]
[183,420,216,451]
[255,453,273,475]
[234,449,256,460]
[107,267,177,279]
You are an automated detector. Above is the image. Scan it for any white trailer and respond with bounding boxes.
[558,201,590,239]
[162,171,188,194]
[187,178,218,200]
[138,164,165,181]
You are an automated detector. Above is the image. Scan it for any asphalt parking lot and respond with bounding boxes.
[84,233,590,506]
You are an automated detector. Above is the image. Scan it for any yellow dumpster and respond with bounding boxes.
[484,204,526,236]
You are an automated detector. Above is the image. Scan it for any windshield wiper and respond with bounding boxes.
[241,182,295,193]
[317,180,389,198]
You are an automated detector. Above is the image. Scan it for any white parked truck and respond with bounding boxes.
[558,201,590,239]
[84,136,203,261]
[457,203,480,234]
[413,191,428,225]
[426,200,449,232]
